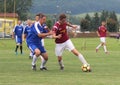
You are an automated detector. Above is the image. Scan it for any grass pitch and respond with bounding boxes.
[0,38,120,85]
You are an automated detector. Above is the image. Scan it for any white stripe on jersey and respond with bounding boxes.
[34,22,41,34]
[53,26,58,29]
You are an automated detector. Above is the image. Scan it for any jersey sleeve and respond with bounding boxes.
[52,23,59,33]
[34,22,41,35]
[22,26,24,34]
[43,24,49,33]
[24,26,27,34]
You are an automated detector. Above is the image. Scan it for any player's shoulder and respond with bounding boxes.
[55,21,60,26]
[98,26,103,29]
[14,25,18,28]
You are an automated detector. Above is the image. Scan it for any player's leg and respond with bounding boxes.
[101,37,108,54]
[38,45,48,70]
[32,48,41,70]
[96,38,103,52]
[55,44,64,70]
[66,39,89,65]
[40,52,48,70]
[71,49,88,65]
[15,44,19,54]
[103,42,108,54]
[58,56,64,70]
[15,36,19,54]
[29,44,41,70]
[96,43,102,52]
[29,51,33,59]
[20,44,23,54]
[19,37,23,54]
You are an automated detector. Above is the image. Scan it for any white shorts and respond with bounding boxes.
[55,39,75,56]
[100,37,106,43]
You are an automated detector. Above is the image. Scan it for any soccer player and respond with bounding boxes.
[52,13,91,70]
[23,19,33,59]
[96,21,109,54]
[26,13,53,71]
[12,20,24,55]
[34,13,47,63]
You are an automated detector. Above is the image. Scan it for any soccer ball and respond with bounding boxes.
[81,64,91,72]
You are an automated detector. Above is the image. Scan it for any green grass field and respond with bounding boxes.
[0,38,120,85]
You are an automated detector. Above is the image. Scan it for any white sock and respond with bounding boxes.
[30,52,33,57]
[39,55,44,61]
[96,43,102,49]
[103,45,107,52]
[32,55,37,65]
[59,60,64,67]
[40,59,47,68]
[78,54,88,65]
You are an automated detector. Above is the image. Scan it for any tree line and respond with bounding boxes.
[0,0,119,32]
[80,10,119,32]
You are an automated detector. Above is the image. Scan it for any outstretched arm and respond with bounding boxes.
[38,30,53,38]
[67,22,77,29]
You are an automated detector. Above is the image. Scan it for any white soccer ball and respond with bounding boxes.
[81,64,91,72]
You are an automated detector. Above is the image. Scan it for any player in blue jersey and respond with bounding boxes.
[26,13,53,71]
[23,19,33,58]
[12,20,24,55]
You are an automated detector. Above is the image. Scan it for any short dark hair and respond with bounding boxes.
[36,13,46,19]
[59,13,67,20]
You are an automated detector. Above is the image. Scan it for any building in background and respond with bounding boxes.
[0,13,18,38]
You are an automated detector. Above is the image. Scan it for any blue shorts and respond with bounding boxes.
[15,35,22,44]
[28,43,46,55]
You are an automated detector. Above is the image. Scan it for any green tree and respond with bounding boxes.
[0,0,32,20]
[91,12,100,31]
[109,11,118,21]
[85,14,91,21]
[100,10,108,22]
[84,14,91,31]
[80,19,89,32]
[46,19,52,29]
[107,18,118,32]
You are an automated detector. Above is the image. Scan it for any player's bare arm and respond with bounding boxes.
[12,32,15,39]
[67,22,77,29]
[52,33,62,39]
[96,31,100,37]
[38,30,53,38]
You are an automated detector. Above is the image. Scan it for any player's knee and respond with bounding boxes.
[71,49,79,56]
[102,43,106,46]
[58,56,62,61]
[35,49,41,57]
[43,56,48,61]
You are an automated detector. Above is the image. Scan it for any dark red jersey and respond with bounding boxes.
[52,21,69,43]
[98,26,107,37]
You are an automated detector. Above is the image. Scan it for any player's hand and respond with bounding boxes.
[57,34,62,39]
[48,30,54,35]
[12,36,14,39]
[72,25,77,29]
